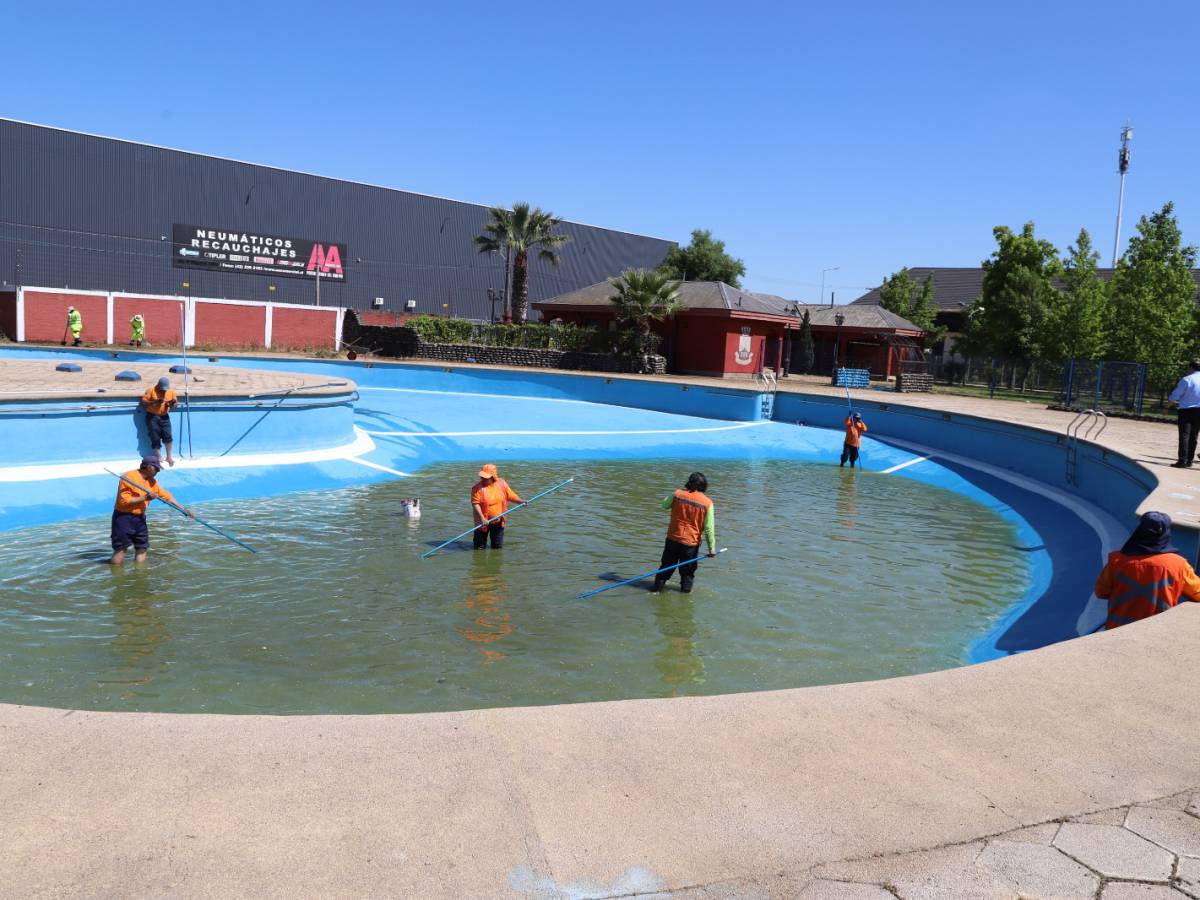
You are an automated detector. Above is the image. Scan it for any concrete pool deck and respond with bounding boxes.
[2,356,1198,897]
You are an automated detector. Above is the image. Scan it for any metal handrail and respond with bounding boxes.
[1084,409,1108,441]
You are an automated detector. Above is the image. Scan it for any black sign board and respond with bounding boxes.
[171,224,348,282]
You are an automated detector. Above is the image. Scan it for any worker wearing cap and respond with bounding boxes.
[840,411,867,468]
[652,472,717,594]
[110,456,192,565]
[1094,511,1200,629]
[471,463,525,549]
[140,376,178,467]
[130,314,145,348]
[66,306,83,346]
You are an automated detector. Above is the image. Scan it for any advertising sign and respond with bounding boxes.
[171,224,347,282]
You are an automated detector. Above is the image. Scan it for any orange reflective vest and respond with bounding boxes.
[1094,550,1200,630]
[666,489,712,547]
[142,386,177,417]
[114,469,176,516]
[844,415,867,448]
[471,478,521,524]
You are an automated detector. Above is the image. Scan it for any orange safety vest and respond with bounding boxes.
[844,415,867,448]
[471,478,520,524]
[114,469,176,516]
[667,489,712,547]
[1094,550,1200,629]
[142,386,178,417]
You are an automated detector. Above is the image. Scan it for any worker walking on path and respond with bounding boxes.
[1094,511,1200,630]
[109,456,193,565]
[1166,360,1200,468]
[471,463,525,549]
[652,472,717,594]
[65,306,83,346]
[130,314,145,348]
[840,411,867,468]
[141,376,178,466]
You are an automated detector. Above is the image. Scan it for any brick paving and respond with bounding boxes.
[0,357,354,401]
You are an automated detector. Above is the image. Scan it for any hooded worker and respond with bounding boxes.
[840,411,867,468]
[470,463,525,549]
[130,314,145,347]
[66,306,83,346]
[140,376,178,467]
[1094,511,1200,630]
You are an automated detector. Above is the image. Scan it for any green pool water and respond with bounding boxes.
[0,459,1029,714]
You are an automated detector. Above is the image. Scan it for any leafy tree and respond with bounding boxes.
[959,223,1061,360]
[658,229,746,287]
[796,309,815,374]
[877,268,943,346]
[1040,229,1109,361]
[474,202,571,324]
[1106,202,1199,393]
[608,269,682,367]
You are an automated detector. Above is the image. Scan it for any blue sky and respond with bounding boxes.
[5,0,1198,300]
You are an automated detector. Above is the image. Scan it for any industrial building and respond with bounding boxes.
[0,119,673,325]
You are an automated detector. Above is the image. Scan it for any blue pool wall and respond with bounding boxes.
[0,395,357,466]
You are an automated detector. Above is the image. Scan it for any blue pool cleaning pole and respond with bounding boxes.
[421,477,574,559]
[104,468,258,554]
[575,548,728,600]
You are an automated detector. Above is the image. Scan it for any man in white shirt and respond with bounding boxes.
[1166,360,1200,468]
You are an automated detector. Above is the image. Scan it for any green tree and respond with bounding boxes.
[796,309,815,374]
[658,229,746,287]
[1040,229,1109,361]
[474,202,571,324]
[1106,202,1198,393]
[877,268,943,346]
[608,269,683,362]
[960,223,1061,360]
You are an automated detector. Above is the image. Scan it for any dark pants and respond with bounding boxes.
[473,521,505,549]
[653,539,700,592]
[111,510,149,552]
[840,442,859,467]
[1178,408,1200,466]
[147,413,173,450]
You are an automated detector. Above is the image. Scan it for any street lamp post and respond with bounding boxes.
[821,266,840,307]
[832,311,845,383]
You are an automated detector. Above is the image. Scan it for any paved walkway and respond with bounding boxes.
[0,357,355,401]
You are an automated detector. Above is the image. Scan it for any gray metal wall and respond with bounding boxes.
[0,120,673,319]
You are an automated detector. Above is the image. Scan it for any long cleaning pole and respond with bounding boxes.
[104,468,257,553]
[179,302,193,458]
[422,477,574,559]
[576,548,728,600]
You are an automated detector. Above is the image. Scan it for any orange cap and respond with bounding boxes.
[478,463,498,479]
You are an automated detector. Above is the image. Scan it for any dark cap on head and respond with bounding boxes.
[1190,360,1200,372]
[1121,511,1175,557]
[140,456,162,472]
[685,472,708,492]
[158,376,170,389]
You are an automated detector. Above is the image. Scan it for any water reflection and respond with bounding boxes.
[835,469,859,532]
[652,594,705,693]
[458,553,513,662]
[98,567,174,698]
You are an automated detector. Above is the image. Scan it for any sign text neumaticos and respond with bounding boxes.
[171,224,348,282]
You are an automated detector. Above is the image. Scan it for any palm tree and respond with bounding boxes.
[474,203,571,324]
[608,269,683,357]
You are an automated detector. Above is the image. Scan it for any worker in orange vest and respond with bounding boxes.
[1094,511,1200,630]
[840,411,867,468]
[652,472,717,594]
[471,463,525,549]
[109,456,193,565]
[140,376,178,467]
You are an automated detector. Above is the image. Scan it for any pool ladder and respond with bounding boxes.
[1065,408,1107,486]
[754,370,778,418]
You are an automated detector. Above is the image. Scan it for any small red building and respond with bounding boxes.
[534,281,924,379]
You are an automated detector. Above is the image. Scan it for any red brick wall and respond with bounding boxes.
[356,310,413,327]
[272,306,337,350]
[113,296,184,346]
[0,292,15,340]
[23,291,108,343]
[195,302,266,349]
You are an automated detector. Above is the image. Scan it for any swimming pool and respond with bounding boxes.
[0,348,1131,714]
